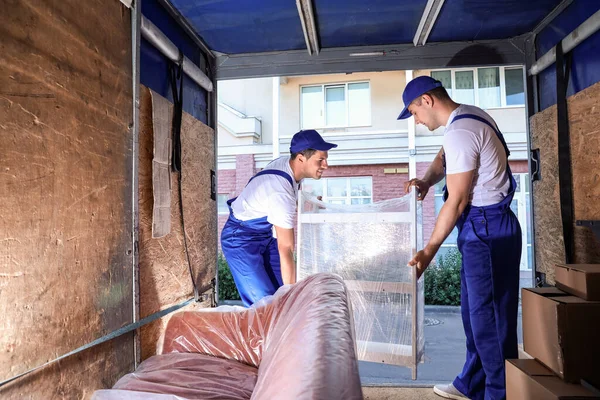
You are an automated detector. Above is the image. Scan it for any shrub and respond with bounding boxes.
[424,248,462,306]
[217,253,241,301]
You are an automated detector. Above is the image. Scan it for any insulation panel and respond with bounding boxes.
[138,86,217,360]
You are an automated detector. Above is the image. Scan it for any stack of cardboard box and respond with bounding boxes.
[506,264,600,399]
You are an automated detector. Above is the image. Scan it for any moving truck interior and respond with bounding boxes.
[1,0,599,398]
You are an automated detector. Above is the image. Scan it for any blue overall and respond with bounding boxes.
[443,114,522,400]
[220,169,295,307]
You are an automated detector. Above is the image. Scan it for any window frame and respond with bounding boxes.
[300,81,372,129]
[217,194,230,215]
[433,179,459,255]
[430,66,525,109]
[503,66,527,107]
[302,176,373,206]
[513,173,533,271]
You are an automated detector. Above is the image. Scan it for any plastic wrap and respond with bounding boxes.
[94,273,363,400]
[159,303,275,368]
[92,352,257,400]
[297,190,424,378]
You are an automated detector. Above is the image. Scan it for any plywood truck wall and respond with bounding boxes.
[530,81,600,283]
[1,1,134,397]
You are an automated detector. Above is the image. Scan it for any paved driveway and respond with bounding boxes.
[360,306,524,386]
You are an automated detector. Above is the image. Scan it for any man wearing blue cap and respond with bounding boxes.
[221,129,337,307]
[399,76,521,400]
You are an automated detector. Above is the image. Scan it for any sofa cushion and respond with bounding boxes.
[98,353,257,400]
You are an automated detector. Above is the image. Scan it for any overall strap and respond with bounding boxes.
[227,170,296,207]
[442,113,513,202]
[247,169,295,188]
[226,170,296,217]
[451,113,510,160]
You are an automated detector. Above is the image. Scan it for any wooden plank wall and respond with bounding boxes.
[0,1,134,398]
[138,86,216,360]
[530,81,600,283]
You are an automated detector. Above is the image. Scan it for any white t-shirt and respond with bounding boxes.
[231,156,299,230]
[443,104,511,207]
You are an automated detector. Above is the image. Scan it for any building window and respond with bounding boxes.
[478,67,501,109]
[217,194,230,215]
[430,66,525,109]
[300,82,371,129]
[505,67,525,106]
[454,70,475,105]
[302,176,373,205]
[510,173,533,271]
[431,70,452,98]
[433,179,459,259]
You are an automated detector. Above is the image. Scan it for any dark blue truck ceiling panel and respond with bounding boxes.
[313,0,428,48]
[428,0,562,42]
[167,0,562,52]
[141,0,600,113]
[168,0,307,53]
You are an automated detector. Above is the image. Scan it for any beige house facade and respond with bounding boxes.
[217,67,533,284]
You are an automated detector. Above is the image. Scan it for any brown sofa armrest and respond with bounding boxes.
[252,273,363,400]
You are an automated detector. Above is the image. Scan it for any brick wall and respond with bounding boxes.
[217,169,236,243]
[235,154,256,194]
[509,160,528,173]
[219,169,236,198]
[320,163,409,202]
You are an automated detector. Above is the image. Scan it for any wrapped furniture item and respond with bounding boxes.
[297,191,424,379]
[92,273,363,400]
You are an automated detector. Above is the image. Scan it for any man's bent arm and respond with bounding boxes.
[426,170,474,254]
[274,225,296,285]
[422,148,446,187]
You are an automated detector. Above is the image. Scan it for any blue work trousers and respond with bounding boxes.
[452,202,522,400]
[220,207,282,307]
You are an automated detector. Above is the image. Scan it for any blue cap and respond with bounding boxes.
[397,76,443,120]
[290,129,338,153]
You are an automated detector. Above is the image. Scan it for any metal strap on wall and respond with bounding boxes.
[168,56,201,302]
[130,0,143,368]
[0,291,212,389]
[555,42,575,264]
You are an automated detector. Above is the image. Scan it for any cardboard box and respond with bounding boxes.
[522,287,600,387]
[555,264,600,301]
[506,359,600,399]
